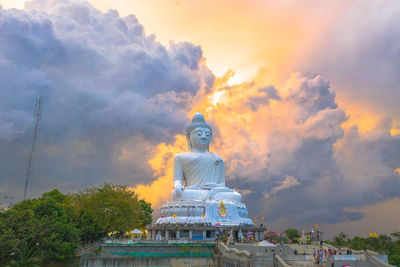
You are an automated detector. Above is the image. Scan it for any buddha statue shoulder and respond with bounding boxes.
[171,112,242,203]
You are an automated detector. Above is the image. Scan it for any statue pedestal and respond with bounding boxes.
[146,200,263,241]
[155,200,254,227]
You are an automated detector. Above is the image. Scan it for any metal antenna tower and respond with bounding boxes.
[23,96,43,200]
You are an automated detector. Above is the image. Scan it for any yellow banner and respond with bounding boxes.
[369,233,378,238]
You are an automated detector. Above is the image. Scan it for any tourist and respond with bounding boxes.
[294,249,298,255]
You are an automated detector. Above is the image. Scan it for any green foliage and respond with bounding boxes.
[0,190,80,265]
[0,185,153,265]
[284,228,300,241]
[329,232,400,266]
[332,232,347,248]
[139,199,153,227]
[66,184,153,243]
[391,232,400,241]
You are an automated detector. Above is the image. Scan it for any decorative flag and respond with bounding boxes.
[246,232,254,238]
[172,214,177,218]
[253,218,257,223]
[161,215,165,218]
[280,232,284,237]
[201,214,205,217]
[369,233,378,238]
[261,216,265,221]
[154,216,157,220]
[314,224,318,228]
[215,222,221,228]
[343,264,350,267]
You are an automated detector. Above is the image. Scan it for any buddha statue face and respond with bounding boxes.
[189,127,211,152]
[185,112,212,152]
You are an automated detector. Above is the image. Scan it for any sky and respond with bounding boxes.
[0,0,399,238]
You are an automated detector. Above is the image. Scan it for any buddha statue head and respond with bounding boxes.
[186,112,213,152]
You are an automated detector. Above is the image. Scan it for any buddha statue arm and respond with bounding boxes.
[216,156,226,187]
[173,155,184,197]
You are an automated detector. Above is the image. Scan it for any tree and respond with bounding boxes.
[0,190,80,266]
[332,232,347,248]
[66,184,152,243]
[377,234,393,252]
[139,199,153,227]
[391,232,400,241]
[338,233,400,266]
[0,185,153,264]
[284,228,300,241]
[347,236,367,251]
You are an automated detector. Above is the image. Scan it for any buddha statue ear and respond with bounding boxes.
[186,134,192,151]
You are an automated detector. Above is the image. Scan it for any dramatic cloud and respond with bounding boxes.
[138,71,400,228]
[291,0,400,121]
[0,0,399,235]
[0,0,214,198]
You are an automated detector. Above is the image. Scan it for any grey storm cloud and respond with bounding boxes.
[293,0,400,117]
[0,0,214,199]
[225,74,400,226]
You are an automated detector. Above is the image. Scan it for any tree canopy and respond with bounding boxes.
[66,184,153,243]
[332,232,347,248]
[330,232,400,266]
[0,184,153,265]
[0,189,80,266]
[284,228,300,241]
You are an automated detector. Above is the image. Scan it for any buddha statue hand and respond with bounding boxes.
[173,181,183,198]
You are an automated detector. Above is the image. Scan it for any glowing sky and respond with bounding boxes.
[0,0,399,237]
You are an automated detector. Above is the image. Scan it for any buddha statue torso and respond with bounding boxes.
[171,112,242,203]
[176,152,224,188]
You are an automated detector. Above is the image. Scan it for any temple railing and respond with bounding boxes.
[217,241,253,266]
[366,253,396,267]
[274,254,292,267]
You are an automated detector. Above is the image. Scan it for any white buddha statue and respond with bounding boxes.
[171,112,242,203]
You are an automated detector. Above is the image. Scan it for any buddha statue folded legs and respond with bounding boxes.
[172,185,242,203]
